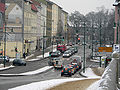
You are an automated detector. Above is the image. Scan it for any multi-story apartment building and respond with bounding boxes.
[2,0,38,57]
[0,0,5,55]
[61,10,68,44]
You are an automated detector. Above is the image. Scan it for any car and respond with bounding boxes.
[54,57,63,69]
[0,56,10,63]
[73,46,78,53]
[68,48,76,55]
[50,51,61,57]
[61,64,75,76]
[48,57,59,66]
[57,45,67,53]
[70,56,82,69]
[63,50,72,58]
[13,59,26,66]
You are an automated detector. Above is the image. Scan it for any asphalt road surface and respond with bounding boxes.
[0,45,100,90]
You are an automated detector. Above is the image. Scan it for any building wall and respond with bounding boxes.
[46,1,52,47]
[40,3,47,48]
[24,2,37,54]
[52,4,58,36]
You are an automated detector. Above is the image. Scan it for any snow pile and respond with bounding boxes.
[87,59,117,90]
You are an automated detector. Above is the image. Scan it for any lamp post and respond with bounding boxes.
[22,0,25,56]
[91,25,94,59]
[3,0,6,67]
[83,21,86,73]
[43,22,45,58]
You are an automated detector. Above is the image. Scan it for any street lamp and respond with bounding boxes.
[83,21,86,73]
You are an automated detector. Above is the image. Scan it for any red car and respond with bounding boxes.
[57,45,67,53]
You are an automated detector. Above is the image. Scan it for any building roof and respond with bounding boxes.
[6,3,16,15]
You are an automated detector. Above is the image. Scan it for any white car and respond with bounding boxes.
[63,50,72,58]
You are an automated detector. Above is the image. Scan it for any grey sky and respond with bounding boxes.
[50,0,114,15]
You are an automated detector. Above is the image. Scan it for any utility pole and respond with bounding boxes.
[91,25,93,59]
[3,0,6,67]
[83,21,86,73]
[100,22,102,47]
[99,21,102,67]
[22,0,24,56]
[43,22,45,58]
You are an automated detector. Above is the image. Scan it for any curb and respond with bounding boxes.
[0,66,54,77]
[79,68,88,78]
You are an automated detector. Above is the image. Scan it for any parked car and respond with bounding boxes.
[63,50,72,58]
[61,64,75,76]
[13,59,26,66]
[50,51,61,57]
[0,56,10,62]
[57,45,67,53]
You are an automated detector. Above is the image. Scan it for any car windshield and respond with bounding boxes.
[51,52,57,54]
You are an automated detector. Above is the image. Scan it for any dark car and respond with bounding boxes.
[73,46,78,53]
[13,59,26,66]
[61,64,75,76]
[0,56,10,63]
[50,51,61,57]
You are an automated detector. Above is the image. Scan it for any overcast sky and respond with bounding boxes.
[50,0,114,15]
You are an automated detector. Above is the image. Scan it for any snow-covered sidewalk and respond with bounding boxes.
[8,68,101,90]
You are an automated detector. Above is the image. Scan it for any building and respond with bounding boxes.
[113,0,120,44]
[61,10,68,44]
[46,0,52,47]
[2,0,38,57]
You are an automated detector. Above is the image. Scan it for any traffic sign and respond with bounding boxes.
[98,47,112,52]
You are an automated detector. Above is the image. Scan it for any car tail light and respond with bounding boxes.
[69,70,71,72]
[77,66,78,68]
[61,65,62,67]
[61,70,63,72]
[72,69,73,71]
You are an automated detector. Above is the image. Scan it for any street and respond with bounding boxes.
[0,45,100,90]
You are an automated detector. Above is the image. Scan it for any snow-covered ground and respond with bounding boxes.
[0,66,53,76]
[27,48,57,62]
[8,68,101,90]
[0,64,14,70]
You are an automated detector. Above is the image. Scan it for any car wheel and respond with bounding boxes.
[69,73,72,77]
[24,63,26,66]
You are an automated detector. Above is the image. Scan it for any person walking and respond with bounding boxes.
[23,52,26,59]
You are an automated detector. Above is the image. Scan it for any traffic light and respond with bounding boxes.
[62,37,64,41]
[15,47,17,52]
[78,38,80,42]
